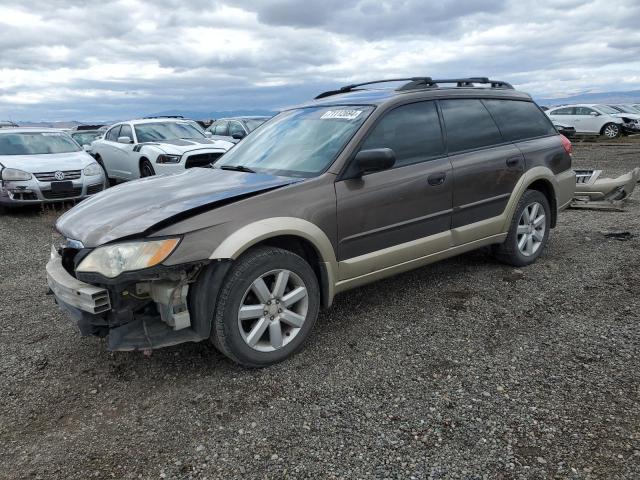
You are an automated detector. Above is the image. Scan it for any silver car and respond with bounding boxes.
[0,128,106,207]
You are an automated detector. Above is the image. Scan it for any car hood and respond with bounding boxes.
[0,151,96,172]
[56,168,303,247]
[151,138,235,155]
[612,113,640,120]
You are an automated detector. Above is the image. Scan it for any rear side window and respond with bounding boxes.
[483,100,556,142]
[360,101,445,168]
[439,99,503,153]
[551,107,574,115]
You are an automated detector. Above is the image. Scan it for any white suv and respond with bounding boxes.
[91,117,234,182]
[546,104,625,138]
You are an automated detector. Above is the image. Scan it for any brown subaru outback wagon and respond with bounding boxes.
[47,77,575,367]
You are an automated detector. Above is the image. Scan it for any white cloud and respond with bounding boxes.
[0,0,637,120]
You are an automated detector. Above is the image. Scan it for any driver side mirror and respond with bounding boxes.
[82,144,92,152]
[353,148,396,176]
[231,131,246,140]
[590,112,599,117]
[117,136,133,144]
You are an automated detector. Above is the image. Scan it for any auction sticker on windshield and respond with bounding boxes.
[320,110,363,120]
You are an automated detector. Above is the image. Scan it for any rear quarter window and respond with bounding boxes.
[483,99,557,142]
[439,99,503,153]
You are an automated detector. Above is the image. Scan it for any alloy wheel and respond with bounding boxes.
[516,202,546,257]
[237,269,309,352]
[604,124,619,138]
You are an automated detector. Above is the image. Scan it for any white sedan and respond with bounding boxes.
[0,128,106,207]
[546,104,625,138]
[91,117,234,182]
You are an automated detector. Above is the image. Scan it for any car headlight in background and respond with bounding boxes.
[156,154,182,164]
[83,163,103,176]
[76,238,180,278]
[1,168,33,181]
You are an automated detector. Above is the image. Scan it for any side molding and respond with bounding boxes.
[209,217,338,306]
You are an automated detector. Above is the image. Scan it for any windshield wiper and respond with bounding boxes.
[219,165,256,173]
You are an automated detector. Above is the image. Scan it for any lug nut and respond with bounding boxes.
[263,311,268,316]
[278,308,282,313]
[270,315,274,320]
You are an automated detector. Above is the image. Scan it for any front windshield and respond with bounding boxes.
[71,132,101,145]
[217,106,374,177]
[0,132,81,155]
[134,121,205,143]
[244,118,269,131]
[597,105,619,114]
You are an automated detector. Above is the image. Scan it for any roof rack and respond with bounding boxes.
[314,77,514,99]
[142,115,184,119]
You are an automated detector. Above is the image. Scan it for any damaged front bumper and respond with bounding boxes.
[572,167,640,210]
[46,248,229,351]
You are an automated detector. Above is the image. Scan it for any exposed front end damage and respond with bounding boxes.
[46,246,231,351]
[571,167,640,210]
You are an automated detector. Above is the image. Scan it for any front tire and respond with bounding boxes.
[601,123,621,139]
[493,190,551,267]
[140,159,155,177]
[211,246,320,367]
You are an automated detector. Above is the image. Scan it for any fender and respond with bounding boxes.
[209,217,339,306]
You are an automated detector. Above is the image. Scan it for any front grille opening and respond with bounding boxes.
[34,170,82,181]
[185,152,224,169]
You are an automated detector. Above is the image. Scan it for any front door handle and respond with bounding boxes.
[506,157,522,168]
[427,172,447,186]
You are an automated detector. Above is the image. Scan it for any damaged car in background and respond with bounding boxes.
[90,116,234,183]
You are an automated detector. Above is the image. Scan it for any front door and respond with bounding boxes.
[335,101,453,278]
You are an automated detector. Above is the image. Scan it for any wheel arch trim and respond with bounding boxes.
[209,217,338,306]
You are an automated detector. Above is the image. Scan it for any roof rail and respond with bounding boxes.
[314,77,513,99]
[142,115,184,119]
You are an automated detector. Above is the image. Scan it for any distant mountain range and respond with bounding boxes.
[10,91,640,128]
[534,90,640,107]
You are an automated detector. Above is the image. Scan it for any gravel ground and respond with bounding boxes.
[1,142,639,480]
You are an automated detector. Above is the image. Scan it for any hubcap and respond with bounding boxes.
[237,269,308,352]
[516,202,546,257]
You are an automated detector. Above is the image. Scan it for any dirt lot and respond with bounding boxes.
[1,142,639,480]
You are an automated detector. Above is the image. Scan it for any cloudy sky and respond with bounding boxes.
[1,0,639,121]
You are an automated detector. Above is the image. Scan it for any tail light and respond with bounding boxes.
[560,134,572,155]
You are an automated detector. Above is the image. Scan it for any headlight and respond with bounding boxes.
[2,168,32,181]
[156,154,182,164]
[83,163,103,177]
[77,238,180,278]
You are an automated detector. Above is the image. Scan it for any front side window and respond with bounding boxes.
[134,122,205,143]
[0,132,81,155]
[106,126,121,141]
[483,99,556,141]
[210,121,229,136]
[359,101,445,168]
[439,99,503,153]
[119,124,133,141]
[217,106,374,177]
[228,122,246,137]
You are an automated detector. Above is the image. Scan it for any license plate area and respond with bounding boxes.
[51,181,74,192]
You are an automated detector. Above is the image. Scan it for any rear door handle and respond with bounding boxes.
[427,172,447,186]
[506,157,521,168]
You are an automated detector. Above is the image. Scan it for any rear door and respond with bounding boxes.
[335,101,453,276]
[548,107,575,129]
[439,98,524,231]
[99,125,122,178]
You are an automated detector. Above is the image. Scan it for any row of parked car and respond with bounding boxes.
[0,115,269,207]
[545,103,640,139]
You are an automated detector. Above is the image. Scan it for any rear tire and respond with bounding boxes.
[493,190,551,267]
[140,159,155,177]
[601,123,620,139]
[211,246,320,368]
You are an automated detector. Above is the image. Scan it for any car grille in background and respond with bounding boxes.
[86,184,104,195]
[185,153,224,169]
[41,187,83,199]
[34,170,82,181]
[575,170,597,184]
